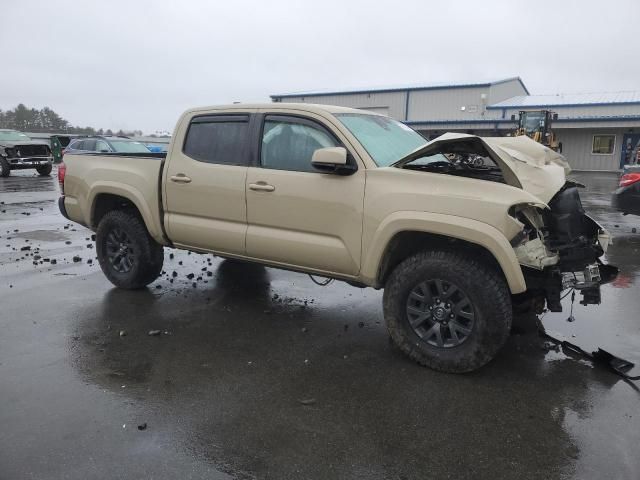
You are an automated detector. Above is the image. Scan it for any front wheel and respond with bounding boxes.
[36,164,52,176]
[383,250,512,373]
[96,210,164,289]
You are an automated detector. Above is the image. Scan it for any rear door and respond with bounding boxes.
[164,112,252,255]
[245,113,366,276]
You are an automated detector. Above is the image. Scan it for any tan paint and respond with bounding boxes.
[63,102,582,296]
[245,166,365,276]
[62,153,165,243]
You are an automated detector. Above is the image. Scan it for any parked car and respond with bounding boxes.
[65,136,152,155]
[58,103,617,373]
[611,165,640,216]
[0,129,53,177]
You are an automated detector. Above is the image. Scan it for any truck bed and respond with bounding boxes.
[61,152,167,244]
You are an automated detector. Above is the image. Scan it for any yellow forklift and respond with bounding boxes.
[512,110,562,152]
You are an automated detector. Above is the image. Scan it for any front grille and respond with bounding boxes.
[15,144,50,157]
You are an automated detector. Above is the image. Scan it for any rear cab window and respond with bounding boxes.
[183,114,250,166]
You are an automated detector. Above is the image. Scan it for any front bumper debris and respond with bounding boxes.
[539,323,639,382]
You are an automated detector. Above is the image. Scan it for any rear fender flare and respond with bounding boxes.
[87,182,164,243]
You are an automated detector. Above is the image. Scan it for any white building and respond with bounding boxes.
[272,77,640,171]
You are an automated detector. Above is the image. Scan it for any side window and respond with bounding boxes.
[261,116,339,173]
[95,140,110,152]
[183,115,249,165]
[83,139,97,151]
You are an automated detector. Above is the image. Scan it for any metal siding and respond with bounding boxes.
[556,128,622,171]
[487,80,528,105]
[407,86,492,121]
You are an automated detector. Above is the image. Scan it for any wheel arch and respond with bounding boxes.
[362,212,527,294]
[88,184,164,244]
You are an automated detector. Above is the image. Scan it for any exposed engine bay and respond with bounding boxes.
[401,137,507,184]
[395,133,618,313]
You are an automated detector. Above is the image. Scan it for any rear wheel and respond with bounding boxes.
[36,164,52,176]
[0,157,10,177]
[96,210,164,289]
[383,250,512,373]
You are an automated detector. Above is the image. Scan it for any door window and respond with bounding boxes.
[261,117,339,172]
[183,115,249,165]
[95,140,111,152]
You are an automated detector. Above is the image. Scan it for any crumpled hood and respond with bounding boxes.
[393,133,571,204]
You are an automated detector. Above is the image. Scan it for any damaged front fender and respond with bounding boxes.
[511,184,617,312]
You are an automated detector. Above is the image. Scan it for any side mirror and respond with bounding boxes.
[311,147,355,175]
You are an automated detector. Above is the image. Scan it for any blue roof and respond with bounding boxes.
[488,91,640,109]
[272,77,529,98]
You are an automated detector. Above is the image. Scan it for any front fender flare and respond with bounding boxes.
[361,211,527,294]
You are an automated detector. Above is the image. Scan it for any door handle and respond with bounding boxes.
[249,182,275,192]
[170,174,192,183]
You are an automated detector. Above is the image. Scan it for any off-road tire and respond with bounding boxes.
[36,164,52,176]
[96,210,164,289]
[0,157,10,177]
[383,250,512,373]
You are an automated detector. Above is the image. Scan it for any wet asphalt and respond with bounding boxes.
[0,168,639,480]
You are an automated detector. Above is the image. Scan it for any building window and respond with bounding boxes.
[592,135,616,155]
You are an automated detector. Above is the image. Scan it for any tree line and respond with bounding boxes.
[0,104,143,137]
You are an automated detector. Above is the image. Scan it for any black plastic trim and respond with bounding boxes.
[58,196,69,220]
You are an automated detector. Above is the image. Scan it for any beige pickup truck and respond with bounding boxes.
[58,103,616,372]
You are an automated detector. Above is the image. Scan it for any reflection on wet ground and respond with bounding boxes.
[1,169,639,479]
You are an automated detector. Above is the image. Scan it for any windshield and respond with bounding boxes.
[108,140,151,153]
[0,130,32,142]
[334,113,427,166]
[520,112,545,135]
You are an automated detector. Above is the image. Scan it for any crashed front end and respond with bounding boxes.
[393,133,618,313]
[510,182,617,311]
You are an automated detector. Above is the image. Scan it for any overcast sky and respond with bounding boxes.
[2,0,639,134]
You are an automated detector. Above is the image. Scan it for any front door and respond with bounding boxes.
[164,113,251,255]
[245,114,365,277]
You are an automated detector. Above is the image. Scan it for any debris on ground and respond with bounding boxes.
[298,398,317,406]
[137,423,147,431]
[148,330,162,336]
[539,323,639,382]
[119,330,127,337]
